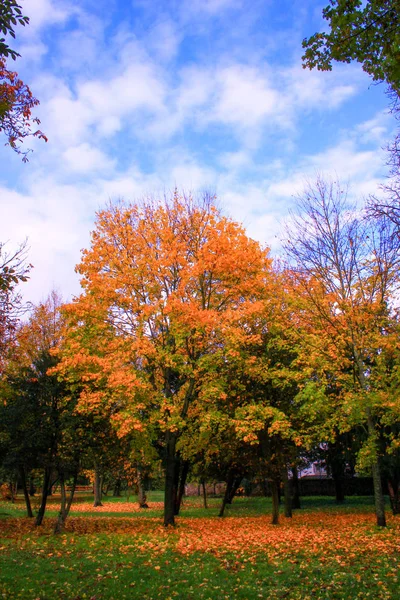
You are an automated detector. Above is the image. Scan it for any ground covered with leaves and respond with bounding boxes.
[0,494,399,599]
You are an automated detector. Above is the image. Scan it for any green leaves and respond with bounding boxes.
[302,0,400,94]
[0,0,29,60]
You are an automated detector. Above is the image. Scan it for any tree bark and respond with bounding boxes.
[282,468,292,518]
[175,460,190,515]
[271,478,280,525]
[202,480,208,509]
[227,476,242,504]
[387,477,400,516]
[19,466,33,518]
[113,478,121,497]
[137,468,148,509]
[93,462,103,507]
[219,473,234,517]
[35,467,52,526]
[54,469,78,534]
[367,414,386,527]
[164,431,178,526]
[291,467,301,509]
[333,472,345,504]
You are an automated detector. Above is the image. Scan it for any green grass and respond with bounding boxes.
[0,493,398,599]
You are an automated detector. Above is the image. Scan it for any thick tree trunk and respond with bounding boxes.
[54,470,78,534]
[164,431,178,526]
[175,461,190,515]
[19,466,33,518]
[202,480,208,509]
[291,467,301,509]
[35,467,52,526]
[282,469,292,518]
[271,479,280,525]
[219,473,234,517]
[333,473,345,504]
[387,478,400,516]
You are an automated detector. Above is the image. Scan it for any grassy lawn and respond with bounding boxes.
[0,493,398,599]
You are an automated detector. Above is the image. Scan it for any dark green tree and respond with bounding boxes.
[0,0,29,61]
[302,1,400,95]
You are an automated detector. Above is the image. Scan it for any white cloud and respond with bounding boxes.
[20,0,72,34]
[63,143,116,174]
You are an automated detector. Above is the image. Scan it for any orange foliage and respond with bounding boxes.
[58,194,273,440]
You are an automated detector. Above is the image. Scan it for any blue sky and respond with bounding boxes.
[0,0,395,304]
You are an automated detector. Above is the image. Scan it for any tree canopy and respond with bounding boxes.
[302,0,400,95]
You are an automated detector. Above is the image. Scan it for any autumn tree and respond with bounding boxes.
[59,192,272,526]
[284,177,400,527]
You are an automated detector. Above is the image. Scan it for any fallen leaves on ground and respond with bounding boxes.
[0,510,398,565]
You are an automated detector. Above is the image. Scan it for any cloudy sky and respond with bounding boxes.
[0,0,395,304]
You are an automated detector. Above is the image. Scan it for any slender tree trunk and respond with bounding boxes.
[271,479,280,525]
[35,467,52,526]
[175,460,190,515]
[164,431,178,526]
[282,468,292,518]
[387,478,400,516]
[137,468,148,508]
[9,479,17,503]
[227,476,242,504]
[113,478,121,497]
[19,466,33,518]
[357,358,386,527]
[219,473,234,517]
[54,469,78,534]
[93,463,103,507]
[202,480,208,509]
[291,467,301,509]
[367,414,386,527]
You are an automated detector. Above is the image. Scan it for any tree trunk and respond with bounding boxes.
[282,468,292,518]
[9,479,17,503]
[387,477,400,516]
[367,415,386,527]
[164,431,178,526]
[113,478,121,497]
[19,466,33,518]
[271,479,280,525]
[54,469,78,534]
[175,460,190,515]
[333,472,345,504]
[137,468,149,509]
[291,467,301,509]
[93,463,103,507]
[202,480,208,509]
[35,467,52,526]
[219,473,234,517]
[227,476,242,504]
